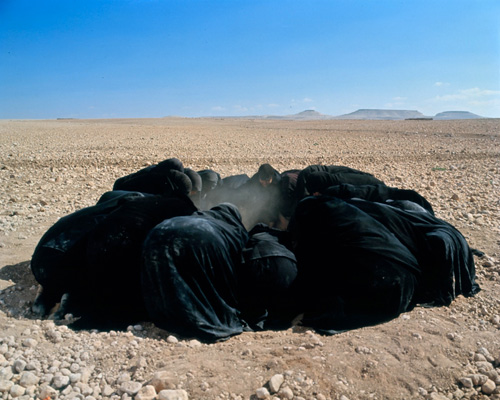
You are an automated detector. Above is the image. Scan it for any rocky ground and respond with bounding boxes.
[0,118,499,400]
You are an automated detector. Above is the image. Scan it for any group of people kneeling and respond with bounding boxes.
[30,158,480,342]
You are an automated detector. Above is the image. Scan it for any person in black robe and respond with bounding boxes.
[238,223,298,329]
[276,169,301,230]
[236,164,283,229]
[325,183,435,215]
[184,168,203,207]
[343,198,479,306]
[31,191,141,317]
[292,164,386,213]
[202,173,250,210]
[31,193,197,328]
[112,157,193,196]
[197,169,222,208]
[288,195,420,334]
[140,203,250,342]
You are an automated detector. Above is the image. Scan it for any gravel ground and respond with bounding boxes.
[0,117,499,400]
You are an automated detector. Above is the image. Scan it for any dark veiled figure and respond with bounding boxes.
[325,183,435,215]
[295,165,385,201]
[113,158,184,189]
[96,190,147,204]
[239,224,298,329]
[31,191,142,317]
[31,193,197,329]
[76,194,198,328]
[197,169,222,208]
[278,169,301,219]
[288,195,419,334]
[112,158,192,196]
[235,164,283,229]
[141,203,250,342]
[184,168,203,207]
[202,173,250,210]
[344,198,479,306]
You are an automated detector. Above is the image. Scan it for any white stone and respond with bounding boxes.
[0,380,14,393]
[135,385,157,400]
[158,389,189,400]
[13,359,27,373]
[166,335,178,344]
[52,375,71,389]
[19,371,39,387]
[120,381,143,396]
[39,385,58,399]
[482,379,496,395]
[256,387,270,399]
[268,374,284,393]
[9,384,26,398]
[278,386,294,400]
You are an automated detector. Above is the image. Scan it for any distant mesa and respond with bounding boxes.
[433,111,484,120]
[207,108,486,121]
[263,109,331,120]
[262,109,485,121]
[334,109,426,120]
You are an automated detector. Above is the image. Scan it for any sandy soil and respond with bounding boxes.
[0,118,499,400]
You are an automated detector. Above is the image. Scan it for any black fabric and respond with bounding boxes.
[113,158,184,190]
[288,195,419,333]
[112,158,191,196]
[222,165,283,229]
[184,168,202,192]
[31,193,197,325]
[278,169,300,218]
[31,192,140,314]
[96,190,147,204]
[325,183,435,215]
[295,165,385,200]
[77,195,197,327]
[221,174,250,189]
[306,171,385,195]
[198,169,221,193]
[345,198,479,306]
[239,229,298,328]
[141,203,249,342]
[202,174,250,210]
[112,169,192,196]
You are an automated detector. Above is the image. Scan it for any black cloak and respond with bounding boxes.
[31,191,141,316]
[295,165,385,201]
[288,195,419,334]
[325,183,435,215]
[31,193,197,325]
[344,198,479,306]
[141,203,250,342]
[112,158,192,196]
[239,225,298,328]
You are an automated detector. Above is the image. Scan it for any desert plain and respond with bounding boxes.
[0,117,499,400]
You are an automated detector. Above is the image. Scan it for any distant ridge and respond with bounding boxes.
[433,111,483,120]
[265,109,332,120]
[207,109,486,120]
[334,109,427,120]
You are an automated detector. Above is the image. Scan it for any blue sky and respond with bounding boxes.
[1,0,499,119]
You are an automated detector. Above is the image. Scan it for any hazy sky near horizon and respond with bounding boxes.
[1,0,499,119]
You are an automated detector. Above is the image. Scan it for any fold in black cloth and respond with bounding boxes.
[141,203,249,341]
[288,195,420,333]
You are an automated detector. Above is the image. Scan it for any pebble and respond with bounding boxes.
[268,374,284,393]
[136,385,157,400]
[255,387,270,399]
[120,380,143,395]
[158,389,189,400]
[482,379,496,395]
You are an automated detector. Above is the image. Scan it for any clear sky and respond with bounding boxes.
[1,0,499,119]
